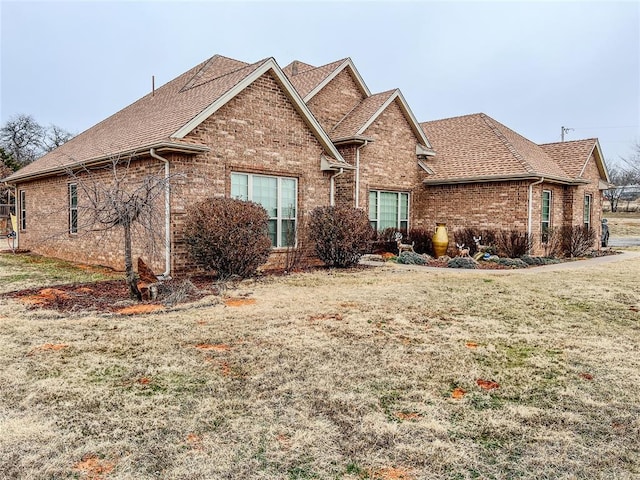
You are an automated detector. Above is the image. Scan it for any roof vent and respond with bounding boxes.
[291,61,298,76]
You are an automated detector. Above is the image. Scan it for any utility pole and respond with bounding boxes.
[561,126,574,142]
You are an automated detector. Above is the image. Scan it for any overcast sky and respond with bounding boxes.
[1,1,638,166]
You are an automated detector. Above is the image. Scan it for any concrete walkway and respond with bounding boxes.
[360,250,640,274]
[609,237,640,247]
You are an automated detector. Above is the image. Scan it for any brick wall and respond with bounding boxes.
[415,181,530,251]
[15,159,167,272]
[171,71,332,273]
[356,100,422,218]
[306,69,365,132]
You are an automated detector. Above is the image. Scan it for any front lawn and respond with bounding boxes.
[0,254,638,479]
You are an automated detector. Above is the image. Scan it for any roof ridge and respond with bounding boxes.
[479,114,534,174]
[540,138,597,146]
[420,112,485,126]
[180,56,261,93]
[294,58,347,76]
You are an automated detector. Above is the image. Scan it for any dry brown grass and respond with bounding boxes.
[0,253,639,479]
[604,210,640,237]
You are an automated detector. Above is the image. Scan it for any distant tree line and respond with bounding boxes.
[604,143,640,212]
[0,113,74,172]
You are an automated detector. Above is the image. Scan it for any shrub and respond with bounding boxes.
[559,225,597,258]
[447,257,478,269]
[408,228,434,256]
[308,206,373,268]
[396,252,427,265]
[542,227,563,258]
[453,228,498,256]
[184,197,272,279]
[495,230,533,258]
[520,255,560,266]
[493,257,528,268]
[370,227,402,254]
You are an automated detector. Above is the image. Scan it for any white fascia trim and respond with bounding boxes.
[357,90,398,136]
[418,160,435,175]
[172,58,345,164]
[580,140,610,183]
[173,59,274,139]
[304,58,371,102]
[356,90,434,150]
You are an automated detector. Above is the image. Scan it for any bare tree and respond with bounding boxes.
[604,144,640,212]
[43,124,74,152]
[0,114,45,166]
[603,165,637,212]
[0,114,74,166]
[69,155,173,300]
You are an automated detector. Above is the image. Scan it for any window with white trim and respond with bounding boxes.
[541,190,552,242]
[231,172,297,247]
[19,190,26,231]
[369,190,409,231]
[69,183,78,234]
[583,194,592,229]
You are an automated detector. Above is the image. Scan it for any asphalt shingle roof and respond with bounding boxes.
[540,139,598,178]
[420,113,575,183]
[330,90,396,140]
[5,55,269,182]
[282,59,346,99]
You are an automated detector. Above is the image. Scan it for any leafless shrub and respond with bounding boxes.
[184,197,271,280]
[308,206,372,268]
[559,225,597,258]
[542,227,564,258]
[495,229,533,258]
[282,213,308,273]
[161,279,198,306]
[454,228,499,256]
[408,228,434,256]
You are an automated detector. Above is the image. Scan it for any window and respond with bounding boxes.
[231,172,297,247]
[541,190,552,242]
[369,190,409,231]
[583,194,592,229]
[19,190,26,231]
[69,183,78,234]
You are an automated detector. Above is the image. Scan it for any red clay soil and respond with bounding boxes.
[451,387,466,399]
[72,454,115,479]
[370,467,415,480]
[476,379,500,390]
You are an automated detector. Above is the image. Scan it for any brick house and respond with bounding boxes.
[419,113,610,253]
[2,54,610,273]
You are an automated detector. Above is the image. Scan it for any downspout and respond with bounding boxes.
[330,168,345,207]
[355,140,368,208]
[527,177,544,251]
[149,148,171,279]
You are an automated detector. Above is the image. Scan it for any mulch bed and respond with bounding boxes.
[2,278,215,314]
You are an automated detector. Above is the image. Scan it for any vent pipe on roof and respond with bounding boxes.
[152,76,155,97]
[291,61,298,76]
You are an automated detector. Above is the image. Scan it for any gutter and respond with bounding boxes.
[330,168,345,206]
[355,140,368,208]
[423,173,587,186]
[2,141,209,184]
[527,177,544,250]
[149,148,172,279]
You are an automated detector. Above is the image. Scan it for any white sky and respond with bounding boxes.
[1,0,638,166]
